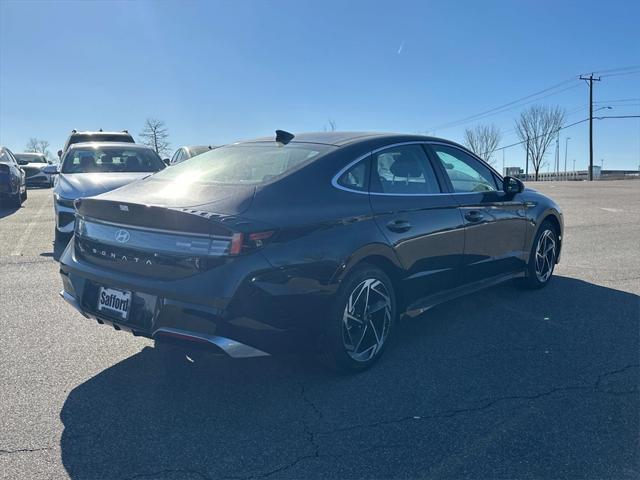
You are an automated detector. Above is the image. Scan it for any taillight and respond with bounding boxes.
[228,230,275,255]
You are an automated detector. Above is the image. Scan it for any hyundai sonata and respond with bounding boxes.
[58,131,563,372]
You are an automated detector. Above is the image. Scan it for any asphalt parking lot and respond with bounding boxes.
[0,181,638,479]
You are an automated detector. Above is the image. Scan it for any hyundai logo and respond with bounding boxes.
[115,229,131,244]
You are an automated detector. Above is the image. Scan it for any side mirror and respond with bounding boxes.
[57,150,63,159]
[43,165,59,175]
[163,158,171,166]
[503,176,524,194]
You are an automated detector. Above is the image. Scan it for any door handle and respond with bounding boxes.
[464,210,484,222]
[386,219,412,233]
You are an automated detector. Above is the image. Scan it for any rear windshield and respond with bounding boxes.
[61,146,165,174]
[68,133,133,147]
[153,143,332,185]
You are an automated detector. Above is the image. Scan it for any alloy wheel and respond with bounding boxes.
[342,278,392,362]
[535,229,556,282]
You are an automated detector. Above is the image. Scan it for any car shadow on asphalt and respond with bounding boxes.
[58,276,639,479]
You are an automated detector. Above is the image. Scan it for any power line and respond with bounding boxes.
[494,115,640,153]
[600,70,640,78]
[591,65,640,75]
[426,78,577,132]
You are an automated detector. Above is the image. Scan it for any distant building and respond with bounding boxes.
[504,166,523,177]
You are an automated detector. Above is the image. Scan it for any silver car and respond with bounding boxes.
[14,152,55,187]
[50,142,166,245]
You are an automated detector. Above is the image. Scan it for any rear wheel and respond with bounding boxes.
[20,186,27,202]
[519,221,558,289]
[320,264,396,373]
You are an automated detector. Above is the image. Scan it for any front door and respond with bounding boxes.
[427,143,527,284]
[369,143,465,304]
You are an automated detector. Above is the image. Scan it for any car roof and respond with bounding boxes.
[66,142,152,150]
[244,131,455,147]
[69,130,132,136]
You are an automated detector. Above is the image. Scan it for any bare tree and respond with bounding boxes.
[515,105,565,181]
[463,124,501,165]
[25,138,51,159]
[138,118,171,157]
[323,119,337,132]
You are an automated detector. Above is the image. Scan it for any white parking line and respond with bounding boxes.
[600,207,623,213]
[11,195,50,256]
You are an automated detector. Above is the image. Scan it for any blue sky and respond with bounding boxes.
[1,0,639,170]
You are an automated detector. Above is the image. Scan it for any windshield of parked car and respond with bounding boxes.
[154,142,332,185]
[15,154,47,164]
[61,147,165,174]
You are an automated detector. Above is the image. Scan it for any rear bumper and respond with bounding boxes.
[60,290,269,358]
[58,238,331,356]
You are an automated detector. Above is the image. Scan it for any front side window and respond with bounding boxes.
[61,147,165,174]
[370,144,440,194]
[431,145,497,193]
[153,142,333,185]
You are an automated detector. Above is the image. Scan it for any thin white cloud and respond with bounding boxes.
[397,41,404,55]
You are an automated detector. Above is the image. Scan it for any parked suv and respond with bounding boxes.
[58,132,563,372]
[52,142,165,246]
[58,129,134,159]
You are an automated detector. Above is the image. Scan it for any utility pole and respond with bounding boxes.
[579,73,601,181]
[564,137,570,181]
[502,149,505,175]
[555,132,560,179]
[525,137,530,180]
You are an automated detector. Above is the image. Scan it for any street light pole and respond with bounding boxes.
[564,137,571,181]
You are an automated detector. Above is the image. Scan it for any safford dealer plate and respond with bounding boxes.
[97,286,132,320]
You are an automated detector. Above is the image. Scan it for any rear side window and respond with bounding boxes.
[370,144,440,194]
[337,158,368,191]
[431,145,498,193]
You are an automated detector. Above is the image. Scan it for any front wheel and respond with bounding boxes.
[10,189,22,208]
[320,264,396,373]
[519,221,558,289]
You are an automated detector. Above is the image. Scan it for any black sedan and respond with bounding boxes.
[0,146,27,208]
[58,132,563,372]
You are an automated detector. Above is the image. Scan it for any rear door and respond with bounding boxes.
[369,143,465,302]
[427,143,527,283]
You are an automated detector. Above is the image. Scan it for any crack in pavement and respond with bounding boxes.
[234,363,639,478]
[0,446,53,456]
[125,468,213,480]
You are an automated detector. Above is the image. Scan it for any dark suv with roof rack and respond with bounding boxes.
[57,131,563,372]
[57,129,134,159]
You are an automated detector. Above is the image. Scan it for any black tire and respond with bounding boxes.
[518,220,559,289]
[10,189,22,208]
[320,264,396,373]
[20,187,27,202]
